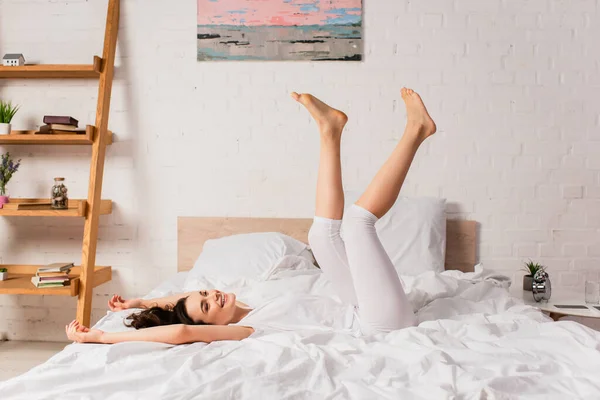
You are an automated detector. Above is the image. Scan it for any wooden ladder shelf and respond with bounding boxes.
[0,0,120,326]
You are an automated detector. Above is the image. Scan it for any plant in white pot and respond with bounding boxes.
[0,100,20,135]
[522,260,545,292]
[0,152,21,207]
[0,268,7,281]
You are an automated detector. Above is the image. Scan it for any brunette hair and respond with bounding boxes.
[125,296,207,329]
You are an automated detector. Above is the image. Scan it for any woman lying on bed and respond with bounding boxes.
[65,87,437,345]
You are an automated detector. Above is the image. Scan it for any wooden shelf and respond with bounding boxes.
[0,56,102,79]
[0,125,113,145]
[1,0,120,325]
[0,265,111,296]
[0,199,112,217]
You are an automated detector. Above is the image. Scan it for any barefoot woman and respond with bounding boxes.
[66,88,436,344]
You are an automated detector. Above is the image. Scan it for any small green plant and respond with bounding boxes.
[0,100,20,124]
[522,260,545,277]
[0,268,7,273]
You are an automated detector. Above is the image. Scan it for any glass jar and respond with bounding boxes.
[51,177,68,209]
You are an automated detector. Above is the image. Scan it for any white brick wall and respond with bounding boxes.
[1,0,599,340]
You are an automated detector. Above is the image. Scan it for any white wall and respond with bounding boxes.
[0,0,599,341]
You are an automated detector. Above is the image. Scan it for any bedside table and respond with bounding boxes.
[509,286,600,321]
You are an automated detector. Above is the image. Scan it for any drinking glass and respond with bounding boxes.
[585,277,600,304]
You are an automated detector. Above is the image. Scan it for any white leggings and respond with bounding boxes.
[308,204,416,333]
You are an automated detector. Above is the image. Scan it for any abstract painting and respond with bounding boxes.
[197,0,363,61]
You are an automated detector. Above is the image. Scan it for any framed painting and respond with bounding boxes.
[197,0,363,61]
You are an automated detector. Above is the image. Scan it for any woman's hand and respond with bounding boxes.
[65,320,105,344]
[108,294,143,311]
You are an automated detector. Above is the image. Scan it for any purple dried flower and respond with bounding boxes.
[0,152,21,191]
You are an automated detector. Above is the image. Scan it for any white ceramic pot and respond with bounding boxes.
[0,271,7,281]
[0,123,11,135]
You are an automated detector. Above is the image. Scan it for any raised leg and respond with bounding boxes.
[343,205,416,331]
[292,92,348,220]
[293,92,358,306]
[343,88,436,332]
[356,88,437,218]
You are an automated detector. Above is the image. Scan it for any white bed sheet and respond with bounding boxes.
[2,267,600,400]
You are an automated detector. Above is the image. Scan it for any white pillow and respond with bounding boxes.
[183,255,319,293]
[343,193,446,276]
[183,232,309,289]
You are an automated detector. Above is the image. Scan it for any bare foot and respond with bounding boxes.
[401,87,436,141]
[291,92,348,140]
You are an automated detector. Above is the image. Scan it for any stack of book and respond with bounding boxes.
[38,116,84,135]
[31,262,73,288]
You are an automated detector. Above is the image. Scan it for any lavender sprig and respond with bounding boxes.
[0,152,21,196]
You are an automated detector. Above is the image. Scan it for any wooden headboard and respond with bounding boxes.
[177,217,477,273]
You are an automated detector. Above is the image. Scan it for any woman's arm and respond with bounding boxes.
[102,324,254,344]
[66,320,254,345]
[108,292,196,311]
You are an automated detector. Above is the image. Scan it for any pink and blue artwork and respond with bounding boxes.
[197,0,363,61]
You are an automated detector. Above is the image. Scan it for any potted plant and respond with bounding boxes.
[0,152,21,207]
[522,260,545,291]
[0,100,20,135]
[0,268,7,281]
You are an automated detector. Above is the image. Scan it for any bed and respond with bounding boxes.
[2,217,600,400]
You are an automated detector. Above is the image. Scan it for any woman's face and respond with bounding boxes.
[185,290,237,325]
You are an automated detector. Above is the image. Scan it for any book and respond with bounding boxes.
[43,116,79,127]
[38,275,69,281]
[47,124,79,131]
[38,125,85,135]
[37,271,71,278]
[31,277,67,288]
[37,262,74,274]
[31,276,69,286]
[15,202,52,210]
[33,283,66,288]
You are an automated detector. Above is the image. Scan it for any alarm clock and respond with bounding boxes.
[532,269,552,302]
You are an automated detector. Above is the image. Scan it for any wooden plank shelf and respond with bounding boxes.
[0,125,113,145]
[0,199,112,217]
[0,265,112,296]
[0,56,102,79]
[1,0,119,325]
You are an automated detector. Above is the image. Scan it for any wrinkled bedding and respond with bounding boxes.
[2,267,600,400]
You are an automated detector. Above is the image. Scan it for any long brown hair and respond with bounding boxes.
[125,296,207,329]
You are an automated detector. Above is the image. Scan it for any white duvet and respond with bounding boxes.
[3,267,600,400]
